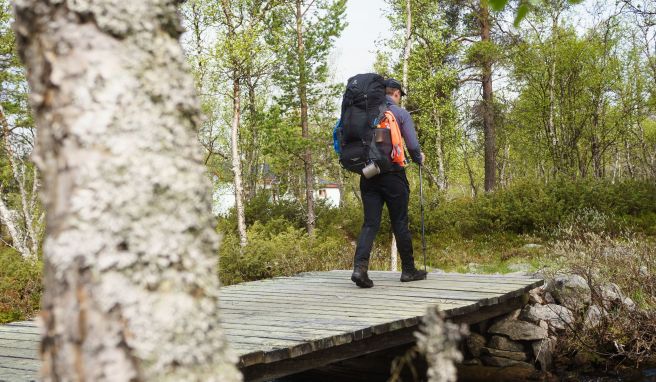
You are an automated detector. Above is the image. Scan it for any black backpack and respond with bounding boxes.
[337,73,393,175]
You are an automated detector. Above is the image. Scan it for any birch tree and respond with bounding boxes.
[271,0,346,235]
[13,0,241,380]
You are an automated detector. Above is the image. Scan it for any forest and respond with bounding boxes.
[0,0,655,379]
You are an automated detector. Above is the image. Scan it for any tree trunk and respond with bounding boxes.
[0,104,39,259]
[402,0,411,106]
[231,76,248,247]
[13,2,241,381]
[295,0,315,235]
[432,111,446,190]
[480,0,495,192]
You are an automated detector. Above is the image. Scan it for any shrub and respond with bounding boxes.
[0,247,42,323]
[542,231,656,366]
[218,219,352,285]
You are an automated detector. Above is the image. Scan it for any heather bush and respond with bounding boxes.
[0,247,42,323]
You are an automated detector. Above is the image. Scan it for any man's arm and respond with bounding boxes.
[395,106,423,165]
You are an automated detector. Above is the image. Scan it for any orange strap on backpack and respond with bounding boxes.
[378,110,406,166]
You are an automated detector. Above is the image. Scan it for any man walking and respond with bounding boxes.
[351,78,427,288]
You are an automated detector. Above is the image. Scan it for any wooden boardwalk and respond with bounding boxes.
[0,270,542,382]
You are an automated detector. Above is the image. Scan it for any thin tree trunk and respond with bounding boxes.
[391,235,398,271]
[13,2,241,380]
[231,76,248,247]
[480,0,495,192]
[432,111,446,190]
[0,104,38,259]
[402,0,411,107]
[295,0,315,235]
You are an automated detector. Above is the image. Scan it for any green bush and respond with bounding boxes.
[0,247,42,323]
[218,219,352,285]
[408,179,656,238]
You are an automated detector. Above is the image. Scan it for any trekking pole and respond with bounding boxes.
[419,165,427,272]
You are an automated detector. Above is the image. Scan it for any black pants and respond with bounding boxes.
[353,171,415,271]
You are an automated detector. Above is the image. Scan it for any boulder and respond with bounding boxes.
[583,304,606,328]
[481,355,533,368]
[546,274,591,311]
[531,337,556,371]
[521,304,574,331]
[489,318,548,341]
[481,347,527,361]
[544,292,556,304]
[528,288,545,305]
[538,320,549,331]
[488,335,525,352]
[596,282,623,309]
[466,332,487,358]
[622,296,637,311]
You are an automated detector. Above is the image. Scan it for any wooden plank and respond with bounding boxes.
[248,274,542,289]
[0,367,39,382]
[0,346,39,360]
[222,287,503,303]
[0,355,40,371]
[219,298,461,316]
[287,270,542,283]
[0,333,40,342]
[0,339,38,350]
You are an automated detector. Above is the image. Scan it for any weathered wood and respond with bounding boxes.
[0,271,543,381]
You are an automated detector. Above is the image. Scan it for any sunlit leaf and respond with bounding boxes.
[488,0,509,12]
[513,3,530,27]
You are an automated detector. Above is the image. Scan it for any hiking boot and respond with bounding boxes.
[351,264,374,288]
[400,268,427,282]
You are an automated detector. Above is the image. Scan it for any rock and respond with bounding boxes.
[539,320,549,331]
[532,337,556,371]
[521,304,574,331]
[528,288,545,305]
[597,282,623,309]
[467,262,483,273]
[522,243,543,250]
[466,332,487,358]
[546,274,591,311]
[461,358,481,366]
[622,296,637,311]
[481,347,527,361]
[481,355,534,368]
[640,266,649,276]
[584,304,606,328]
[508,263,531,273]
[488,335,525,352]
[489,318,548,341]
[544,292,556,304]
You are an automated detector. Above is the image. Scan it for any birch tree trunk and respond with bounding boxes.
[295,0,315,235]
[13,1,241,381]
[480,0,496,192]
[231,76,248,247]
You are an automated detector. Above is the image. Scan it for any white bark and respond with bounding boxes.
[391,235,398,271]
[13,1,241,381]
[0,103,40,260]
[0,192,30,256]
[231,78,248,247]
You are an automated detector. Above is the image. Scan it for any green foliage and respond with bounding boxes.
[413,179,656,238]
[218,219,351,285]
[0,246,41,323]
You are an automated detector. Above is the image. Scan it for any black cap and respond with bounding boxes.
[385,78,406,96]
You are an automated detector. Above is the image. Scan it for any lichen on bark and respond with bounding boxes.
[13,0,241,380]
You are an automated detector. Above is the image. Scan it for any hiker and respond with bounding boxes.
[341,77,427,288]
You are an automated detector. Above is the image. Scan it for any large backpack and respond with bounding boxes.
[335,73,405,176]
